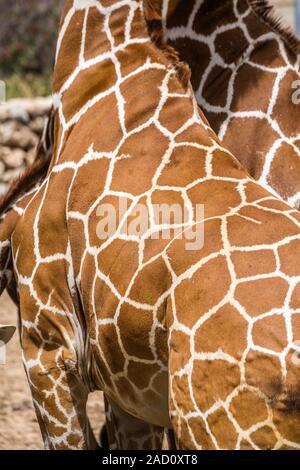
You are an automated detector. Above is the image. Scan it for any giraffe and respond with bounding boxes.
[3,0,300,450]
[0,157,51,344]
[162,0,300,208]
[0,108,54,340]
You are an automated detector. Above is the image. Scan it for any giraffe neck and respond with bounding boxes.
[165,0,299,112]
[53,1,150,96]
[163,0,300,205]
[51,0,191,165]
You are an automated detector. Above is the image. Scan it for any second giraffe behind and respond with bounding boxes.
[1,0,300,450]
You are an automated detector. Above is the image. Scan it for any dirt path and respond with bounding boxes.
[0,292,105,449]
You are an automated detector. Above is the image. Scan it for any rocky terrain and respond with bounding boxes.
[0,97,51,194]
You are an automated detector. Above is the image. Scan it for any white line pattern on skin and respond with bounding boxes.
[3,0,300,449]
[164,0,300,208]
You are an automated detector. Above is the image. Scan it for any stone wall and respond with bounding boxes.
[0,97,51,194]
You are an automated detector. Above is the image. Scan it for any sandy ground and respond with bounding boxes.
[0,1,293,451]
[0,292,105,450]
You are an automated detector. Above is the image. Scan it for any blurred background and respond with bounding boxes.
[0,0,295,196]
[0,1,296,101]
[0,0,298,450]
[0,0,64,99]
[276,0,296,29]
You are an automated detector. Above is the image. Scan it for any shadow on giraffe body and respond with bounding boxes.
[1,0,300,451]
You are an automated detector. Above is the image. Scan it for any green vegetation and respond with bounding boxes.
[0,0,64,99]
[5,73,52,99]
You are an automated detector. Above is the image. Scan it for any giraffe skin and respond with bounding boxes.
[0,186,40,343]
[6,0,300,449]
[163,0,300,209]
[0,110,54,330]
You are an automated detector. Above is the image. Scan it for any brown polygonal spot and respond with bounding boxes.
[250,426,278,450]
[278,238,300,278]
[169,330,191,373]
[228,205,300,247]
[108,5,130,47]
[269,142,300,200]
[98,323,125,374]
[121,68,166,132]
[94,277,120,320]
[292,313,300,342]
[252,314,288,353]
[245,350,282,399]
[273,409,300,443]
[202,66,233,108]
[53,10,84,92]
[230,63,275,114]
[174,255,232,329]
[63,94,123,160]
[215,28,248,64]
[207,407,238,449]
[99,240,139,296]
[158,146,207,187]
[129,256,172,305]
[175,122,213,147]
[250,39,287,68]
[159,96,194,134]
[19,285,40,323]
[88,194,131,249]
[127,361,160,389]
[188,179,242,219]
[222,118,278,180]
[188,417,216,450]
[166,0,196,29]
[211,149,244,179]
[111,125,169,196]
[118,304,154,360]
[231,249,277,279]
[193,0,237,36]
[69,158,110,214]
[194,303,248,360]
[171,374,196,416]
[177,419,197,450]
[32,260,73,312]
[170,38,211,91]
[192,359,240,412]
[243,11,269,40]
[39,170,74,258]
[62,59,118,122]
[229,389,268,430]
[84,7,111,60]
[239,439,255,450]
[166,218,223,277]
[235,277,288,317]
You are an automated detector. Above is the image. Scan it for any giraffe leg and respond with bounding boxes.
[19,303,99,450]
[104,395,165,450]
[23,356,99,450]
[166,429,177,450]
[99,423,109,449]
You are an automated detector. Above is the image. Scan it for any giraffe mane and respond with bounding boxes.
[0,155,50,218]
[144,0,191,90]
[248,0,300,54]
